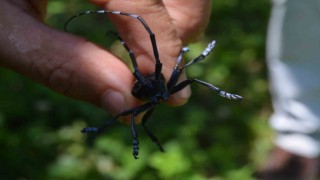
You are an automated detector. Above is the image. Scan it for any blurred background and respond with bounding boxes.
[0,0,273,179]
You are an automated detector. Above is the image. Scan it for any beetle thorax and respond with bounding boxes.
[131,73,169,102]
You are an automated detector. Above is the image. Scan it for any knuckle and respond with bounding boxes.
[47,61,76,96]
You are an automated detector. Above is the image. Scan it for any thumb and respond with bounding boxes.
[0,1,138,115]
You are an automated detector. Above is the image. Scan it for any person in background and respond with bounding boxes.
[258,0,320,179]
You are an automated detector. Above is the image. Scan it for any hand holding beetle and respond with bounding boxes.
[0,0,212,117]
[0,0,243,159]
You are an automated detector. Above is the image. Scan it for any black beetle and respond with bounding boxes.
[65,10,243,159]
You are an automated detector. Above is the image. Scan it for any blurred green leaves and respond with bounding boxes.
[0,0,273,179]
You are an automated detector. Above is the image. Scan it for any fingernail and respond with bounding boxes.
[101,91,125,115]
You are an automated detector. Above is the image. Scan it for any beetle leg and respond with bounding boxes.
[170,79,243,100]
[141,108,164,152]
[131,113,140,159]
[183,40,216,69]
[167,47,189,89]
[107,31,149,86]
[81,118,115,133]
[64,10,163,80]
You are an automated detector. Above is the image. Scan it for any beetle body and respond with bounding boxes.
[131,73,169,102]
[65,10,243,159]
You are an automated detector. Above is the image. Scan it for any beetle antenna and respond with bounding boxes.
[64,10,163,80]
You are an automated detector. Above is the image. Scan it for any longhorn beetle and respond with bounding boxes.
[64,10,243,159]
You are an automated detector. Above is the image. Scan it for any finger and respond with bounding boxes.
[88,0,191,106]
[0,1,139,115]
[163,0,212,43]
[28,0,48,20]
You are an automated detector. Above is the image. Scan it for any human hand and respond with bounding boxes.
[0,0,211,121]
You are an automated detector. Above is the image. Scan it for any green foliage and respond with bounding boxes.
[0,0,273,179]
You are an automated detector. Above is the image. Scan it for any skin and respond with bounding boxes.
[0,0,211,123]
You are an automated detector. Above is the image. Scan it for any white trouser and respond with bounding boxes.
[267,0,320,158]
